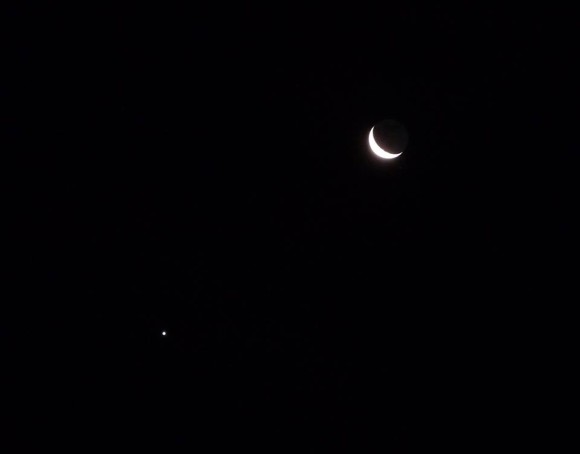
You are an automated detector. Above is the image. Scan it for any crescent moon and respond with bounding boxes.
[368,127,403,159]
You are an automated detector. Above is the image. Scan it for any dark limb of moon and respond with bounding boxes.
[371,119,409,156]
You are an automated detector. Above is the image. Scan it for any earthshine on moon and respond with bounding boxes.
[369,127,402,159]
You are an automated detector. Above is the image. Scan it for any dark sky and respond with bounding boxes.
[3,4,577,451]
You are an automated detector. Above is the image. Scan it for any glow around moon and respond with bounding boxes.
[369,127,403,159]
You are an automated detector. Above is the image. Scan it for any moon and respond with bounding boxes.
[369,127,403,159]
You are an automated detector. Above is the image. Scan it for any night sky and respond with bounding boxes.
[3,4,577,451]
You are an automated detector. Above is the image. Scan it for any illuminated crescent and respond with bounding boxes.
[368,127,403,159]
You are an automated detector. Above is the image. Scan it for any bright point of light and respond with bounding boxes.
[368,127,402,159]
[162,331,166,336]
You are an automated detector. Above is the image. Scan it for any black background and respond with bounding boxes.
[3,3,577,451]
